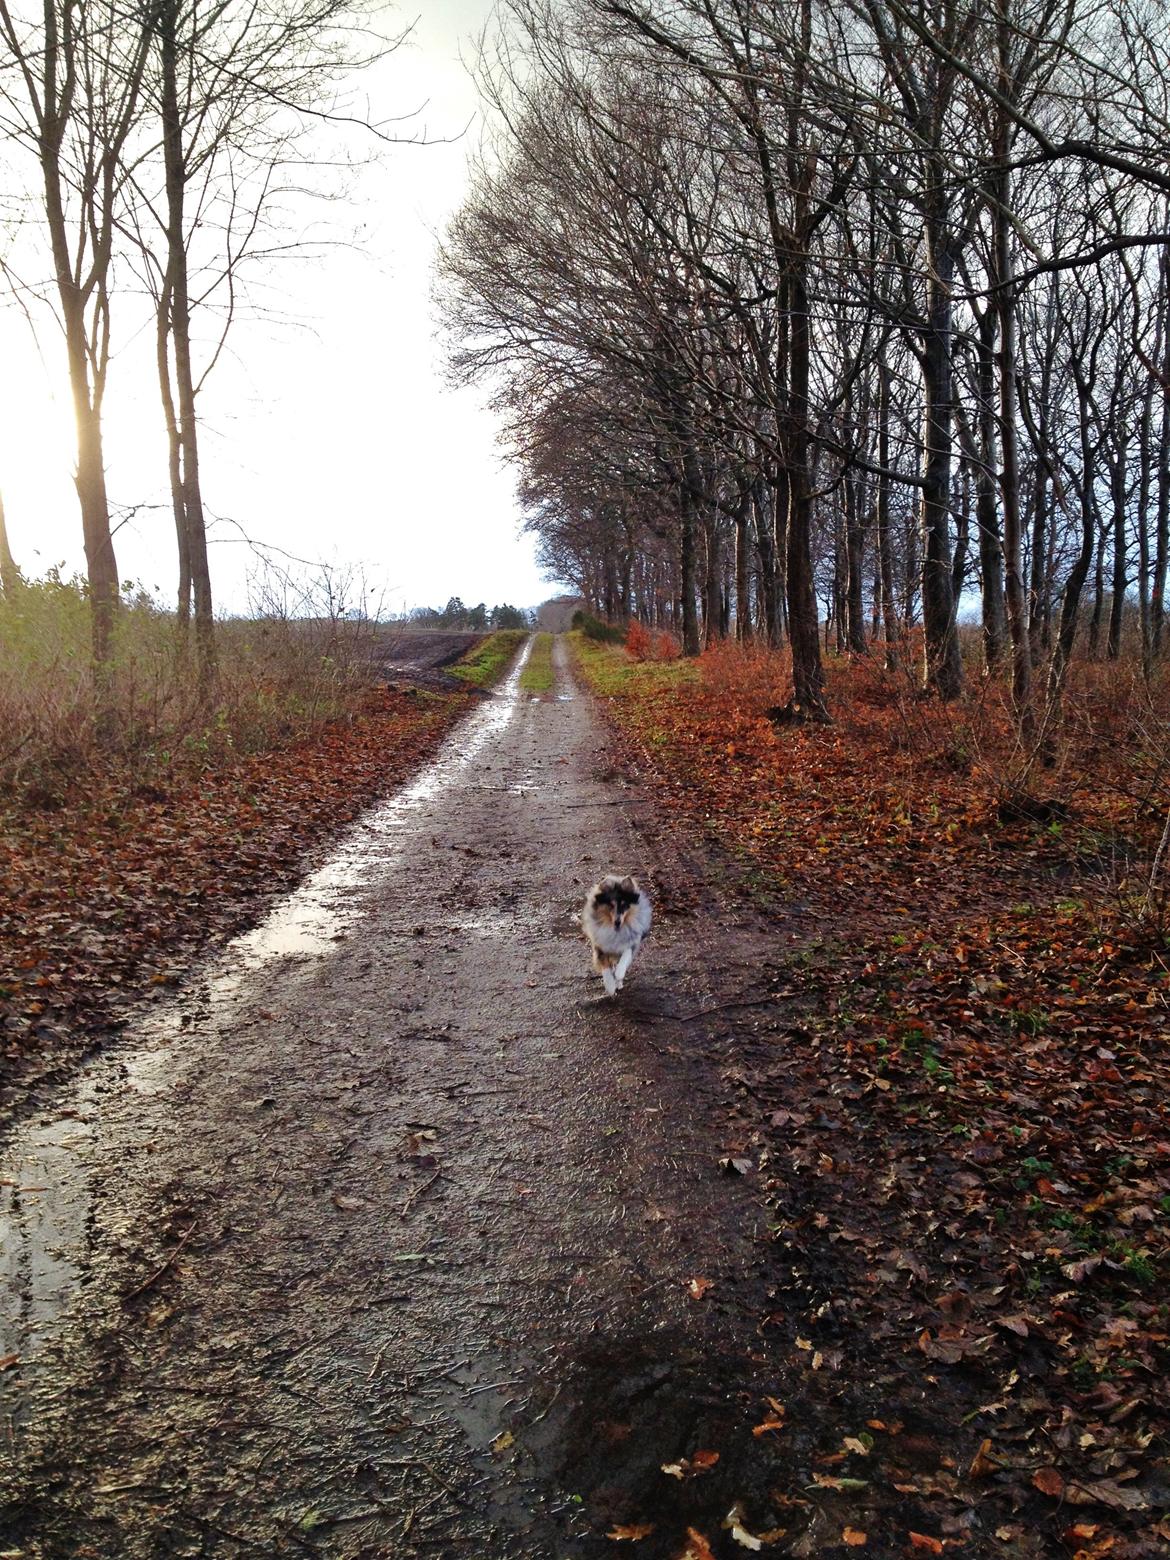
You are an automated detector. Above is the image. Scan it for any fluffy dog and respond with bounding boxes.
[582,875,652,997]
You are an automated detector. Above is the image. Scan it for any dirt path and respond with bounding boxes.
[0,639,792,1558]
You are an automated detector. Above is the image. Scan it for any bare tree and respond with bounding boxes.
[0,0,156,692]
[0,486,21,595]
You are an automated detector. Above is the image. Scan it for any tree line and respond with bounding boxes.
[437,0,1170,727]
[0,0,400,703]
[404,599,534,630]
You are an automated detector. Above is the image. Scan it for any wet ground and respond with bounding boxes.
[0,638,800,1557]
[370,629,487,691]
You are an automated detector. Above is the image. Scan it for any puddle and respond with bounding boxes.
[0,1113,94,1393]
[221,636,534,980]
[0,638,535,1421]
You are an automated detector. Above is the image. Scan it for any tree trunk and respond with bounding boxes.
[0,488,21,596]
[1050,368,1099,696]
[43,143,120,683]
[1089,514,1107,657]
[783,262,827,716]
[844,470,867,654]
[974,312,1006,671]
[156,281,191,632]
[991,111,1032,736]
[703,505,722,648]
[160,3,216,694]
[753,480,780,645]
[679,445,701,656]
[919,200,963,699]
[1028,434,1049,663]
[1154,370,1170,658]
[74,379,120,682]
[1106,447,1127,660]
[1137,376,1154,678]
[876,358,900,668]
[735,499,751,641]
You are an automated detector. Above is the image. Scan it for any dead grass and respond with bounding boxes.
[0,573,381,806]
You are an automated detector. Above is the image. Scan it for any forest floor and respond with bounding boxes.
[571,633,1170,1559]
[0,634,1167,1558]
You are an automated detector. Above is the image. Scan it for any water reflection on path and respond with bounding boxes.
[0,639,533,1419]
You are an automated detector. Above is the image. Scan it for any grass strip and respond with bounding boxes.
[519,633,555,694]
[448,630,528,688]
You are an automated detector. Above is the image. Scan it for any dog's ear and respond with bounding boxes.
[620,876,637,895]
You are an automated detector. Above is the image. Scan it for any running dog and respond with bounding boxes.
[582,875,652,997]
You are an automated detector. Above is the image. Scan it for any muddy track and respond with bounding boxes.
[0,638,801,1558]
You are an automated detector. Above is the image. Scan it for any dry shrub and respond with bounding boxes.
[699,640,792,710]
[625,620,680,663]
[0,565,380,805]
[625,619,654,661]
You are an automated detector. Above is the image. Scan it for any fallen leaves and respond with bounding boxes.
[575,640,1169,1552]
[687,1276,714,1300]
[0,686,472,1076]
[967,1438,999,1479]
[907,1534,944,1555]
[1032,1467,1065,1498]
[661,1450,720,1479]
[677,1529,717,1560]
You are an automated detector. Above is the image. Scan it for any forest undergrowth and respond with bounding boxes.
[576,632,1170,1558]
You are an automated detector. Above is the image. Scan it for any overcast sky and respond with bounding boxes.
[0,0,559,617]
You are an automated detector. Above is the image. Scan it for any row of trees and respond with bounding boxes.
[438,0,1170,727]
[404,599,534,630]
[0,0,400,699]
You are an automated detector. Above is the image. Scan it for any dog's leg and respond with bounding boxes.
[602,966,618,998]
[614,947,634,989]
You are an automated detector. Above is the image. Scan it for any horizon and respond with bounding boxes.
[0,0,563,619]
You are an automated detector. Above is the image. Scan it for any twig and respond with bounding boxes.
[123,1222,196,1301]
[277,1326,347,1367]
[380,1459,468,1504]
[529,1382,562,1424]
[402,1170,442,1217]
[465,1377,522,1397]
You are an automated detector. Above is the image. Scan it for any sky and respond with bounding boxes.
[0,0,560,618]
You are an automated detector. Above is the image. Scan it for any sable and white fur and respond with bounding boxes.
[582,874,652,997]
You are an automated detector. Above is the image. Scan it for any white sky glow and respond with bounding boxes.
[0,0,560,618]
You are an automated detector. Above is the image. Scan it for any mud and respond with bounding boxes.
[0,638,800,1558]
[369,629,488,691]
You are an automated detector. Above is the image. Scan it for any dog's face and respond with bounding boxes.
[592,876,641,931]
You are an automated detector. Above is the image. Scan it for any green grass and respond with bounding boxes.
[519,633,555,693]
[570,632,698,696]
[448,629,528,689]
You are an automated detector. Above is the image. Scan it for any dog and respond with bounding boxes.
[582,875,652,997]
